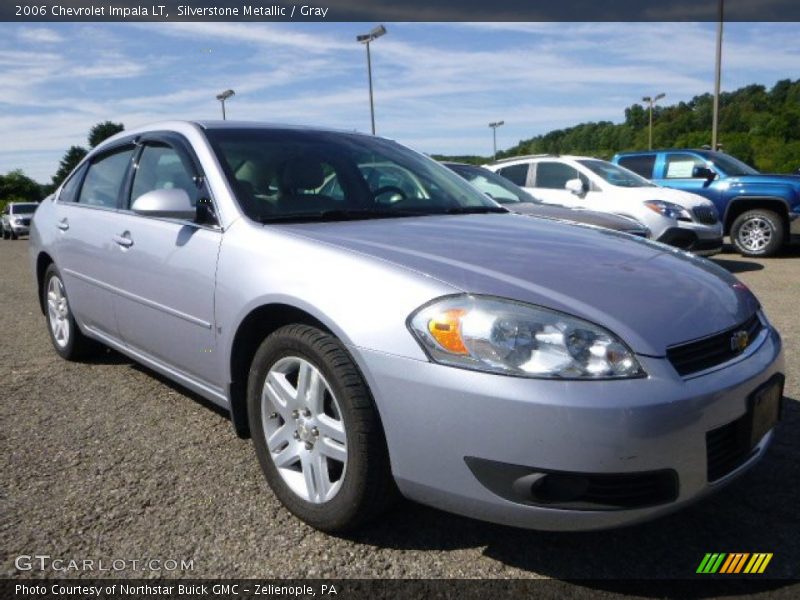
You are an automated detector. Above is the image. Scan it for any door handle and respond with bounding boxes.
[112,232,134,248]
[57,219,69,231]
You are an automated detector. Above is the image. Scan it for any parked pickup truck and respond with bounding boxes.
[612,149,800,257]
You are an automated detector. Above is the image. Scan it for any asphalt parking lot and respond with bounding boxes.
[1,238,798,587]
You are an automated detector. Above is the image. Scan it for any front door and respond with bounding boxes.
[107,136,223,389]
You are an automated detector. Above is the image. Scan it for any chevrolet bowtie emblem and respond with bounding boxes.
[731,330,749,353]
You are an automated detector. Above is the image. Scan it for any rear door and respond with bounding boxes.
[51,143,136,341]
[108,133,223,389]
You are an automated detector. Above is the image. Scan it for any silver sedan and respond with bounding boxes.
[29,121,784,532]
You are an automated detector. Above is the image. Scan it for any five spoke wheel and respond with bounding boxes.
[262,356,347,503]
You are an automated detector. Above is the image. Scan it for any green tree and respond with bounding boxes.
[51,145,87,189]
[0,169,44,202]
[88,121,124,148]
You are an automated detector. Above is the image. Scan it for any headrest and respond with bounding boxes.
[280,157,325,191]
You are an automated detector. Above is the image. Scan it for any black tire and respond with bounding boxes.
[731,209,785,257]
[2,228,9,240]
[42,264,98,360]
[247,324,396,532]
[10,231,18,240]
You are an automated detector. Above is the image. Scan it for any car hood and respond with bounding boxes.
[280,214,758,356]
[509,202,646,233]
[610,185,715,209]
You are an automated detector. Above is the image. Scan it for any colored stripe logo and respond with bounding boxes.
[697,553,773,574]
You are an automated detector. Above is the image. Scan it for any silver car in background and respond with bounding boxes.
[2,202,38,239]
[30,121,784,532]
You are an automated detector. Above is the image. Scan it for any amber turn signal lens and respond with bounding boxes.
[427,309,468,354]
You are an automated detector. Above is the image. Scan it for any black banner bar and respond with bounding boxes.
[4,579,800,600]
[3,0,800,22]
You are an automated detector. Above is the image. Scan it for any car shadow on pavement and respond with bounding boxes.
[346,398,799,591]
[712,258,764,274]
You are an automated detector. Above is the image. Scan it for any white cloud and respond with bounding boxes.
[17,27,64,44]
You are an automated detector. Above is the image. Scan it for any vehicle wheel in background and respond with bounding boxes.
[43,264,98,360]
[731,209,785,257]
[247,324,396,532]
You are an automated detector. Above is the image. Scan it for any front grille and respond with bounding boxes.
[667,314,763,377]
[693,205,719,224]
[20,218,31,226]
[706,414,753,481]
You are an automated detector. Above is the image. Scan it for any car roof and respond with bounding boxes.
[615,148,715,157]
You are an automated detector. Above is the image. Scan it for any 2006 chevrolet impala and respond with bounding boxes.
[29,121,784,532]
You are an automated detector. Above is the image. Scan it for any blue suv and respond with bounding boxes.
[612,149,800,257]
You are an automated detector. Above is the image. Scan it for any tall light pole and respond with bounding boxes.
[356,25,387,135]
[712,0,724,151]
[642,93,665,150]
[489,121,504,160]
[216,89,235,120]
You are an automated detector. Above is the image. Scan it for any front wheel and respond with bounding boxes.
[247,324,396,532]
[731,209,785,257]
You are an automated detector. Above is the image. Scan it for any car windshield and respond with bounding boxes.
[577,159,656,188]
[445,164,541,205]
[709,152,760,176]
[205,128,506,222]
[11,203,38,214]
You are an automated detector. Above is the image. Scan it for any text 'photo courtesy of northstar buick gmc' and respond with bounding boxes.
[29,121,785,532]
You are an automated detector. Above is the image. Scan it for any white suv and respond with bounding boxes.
[486,155,723,256]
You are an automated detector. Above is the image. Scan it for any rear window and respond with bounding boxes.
[496,163,529,187]
[617,155,656,179]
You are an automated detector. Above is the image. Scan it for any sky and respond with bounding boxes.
[0,21,798,183]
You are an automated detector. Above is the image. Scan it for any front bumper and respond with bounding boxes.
[657,222,723,256]
[352,324,783,531]
[5,223,30,235]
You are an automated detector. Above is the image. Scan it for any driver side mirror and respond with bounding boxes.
[692,166,717,186]
[131,188,197,220]
[565,178,586,196]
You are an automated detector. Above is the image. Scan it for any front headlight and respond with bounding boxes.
[408,295,644,379]
[644,200,692,221]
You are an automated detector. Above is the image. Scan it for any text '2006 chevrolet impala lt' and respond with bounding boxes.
[29,121,784,532]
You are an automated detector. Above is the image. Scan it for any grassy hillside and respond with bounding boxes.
[441,79,800,173]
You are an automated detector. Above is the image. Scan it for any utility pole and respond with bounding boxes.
[712,0,724,151]
[489,121,504,160]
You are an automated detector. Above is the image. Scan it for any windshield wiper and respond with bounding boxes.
[256,208,428,224]
[439,206,509,214]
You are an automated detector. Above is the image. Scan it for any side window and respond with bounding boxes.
[497,164,529,187]
[77,148,134,208]
[58,164,86,203]
[131,144,199,207]
[664,153,707,179]
[618,155,656,179]
[535,161,580,189]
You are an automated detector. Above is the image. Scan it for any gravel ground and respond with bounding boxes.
[1,238,798,586]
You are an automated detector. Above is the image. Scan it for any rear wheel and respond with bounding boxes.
[731,209,785,257]
[43,264,97,360]
[247,324,396,532]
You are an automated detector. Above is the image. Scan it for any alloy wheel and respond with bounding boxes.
[47,276,71,348]
[261,356,347,503]
[738,217,772,252]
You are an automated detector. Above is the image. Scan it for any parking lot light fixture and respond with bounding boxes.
[356,25,387,135]
[216,89,235,120]
[489,121,504,160]
[642,93,665,150]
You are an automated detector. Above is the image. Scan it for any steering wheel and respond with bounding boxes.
[372,185,407,203]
